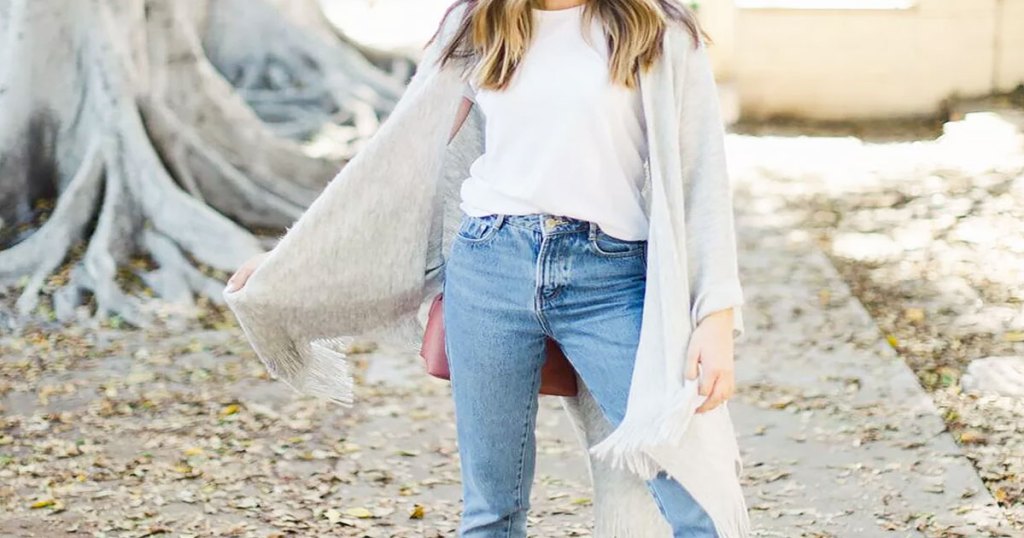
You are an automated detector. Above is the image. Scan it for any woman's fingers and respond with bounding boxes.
[226,268,251,292]
[695,373,721,413]
[688,312,737,414]
[225,252,269,293]
[696,366,734,413]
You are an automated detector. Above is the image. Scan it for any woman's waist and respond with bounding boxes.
[500,213,592,235]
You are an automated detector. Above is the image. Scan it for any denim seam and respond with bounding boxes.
[648,479,682,538]
[508,367,541,538]
[532,235,556,336]
[504,222,588,235]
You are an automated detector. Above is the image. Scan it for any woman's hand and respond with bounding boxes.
[685,308,736,414]
[225,252,270,293]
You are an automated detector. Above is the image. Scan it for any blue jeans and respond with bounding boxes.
[442,213,718,538]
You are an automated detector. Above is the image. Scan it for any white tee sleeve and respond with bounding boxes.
[463,80,476,103]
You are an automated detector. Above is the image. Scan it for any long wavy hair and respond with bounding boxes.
[426,0,707,90]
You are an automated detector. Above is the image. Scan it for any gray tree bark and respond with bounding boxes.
[0,0,407,328]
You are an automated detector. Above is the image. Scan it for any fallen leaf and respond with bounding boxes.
[903,307,925,322]
[30,498,55,509]
[219,404,241,416]
[958,431,987,445]
[344,507,374,519]
[994,488,1008,503]
[1004,331,1024,342]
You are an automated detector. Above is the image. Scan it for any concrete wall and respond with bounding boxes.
[997,0,1024,92]
[709,0,1024,120]
[323,0,1023,121]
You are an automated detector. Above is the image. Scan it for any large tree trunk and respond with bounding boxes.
[0,0,408,328]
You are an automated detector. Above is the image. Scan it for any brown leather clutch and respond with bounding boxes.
[420,292,579,397]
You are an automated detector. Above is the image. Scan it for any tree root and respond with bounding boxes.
[146,103,307,229]
[0,138,104,289]
[146,0,343,188]
[74,140,147,327]
[202,0,405,148]
[141,228,228,310]
[0,0,397,328]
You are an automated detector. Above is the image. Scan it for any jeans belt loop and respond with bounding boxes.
[587,221,597,241]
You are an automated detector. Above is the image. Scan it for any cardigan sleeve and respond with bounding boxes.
[677,39,746,340]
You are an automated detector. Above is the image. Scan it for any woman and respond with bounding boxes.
[436,0,736,536]
[224,0,747,536]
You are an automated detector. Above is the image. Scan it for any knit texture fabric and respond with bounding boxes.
[223,3,749,536]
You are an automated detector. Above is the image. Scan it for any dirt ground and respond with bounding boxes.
[0,324,599,537]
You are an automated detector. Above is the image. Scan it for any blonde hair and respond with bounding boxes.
[427,0,707,90]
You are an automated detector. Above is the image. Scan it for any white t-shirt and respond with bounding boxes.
[459,4,650,241]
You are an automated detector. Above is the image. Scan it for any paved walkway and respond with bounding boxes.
[727,188,1011,537]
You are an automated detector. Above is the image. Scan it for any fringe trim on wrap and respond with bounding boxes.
[591,500,751,538]
[593,485,671,538]
[651,438,751,538]
[587,369,704,479]
[588,371,752,538]
[302,337,356,406]
[717,476,752,538]
[559,378,674,537]
[293,304,433,406]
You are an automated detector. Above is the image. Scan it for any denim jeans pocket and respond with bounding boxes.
[456,214,502,244]
[588,228,646,259]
